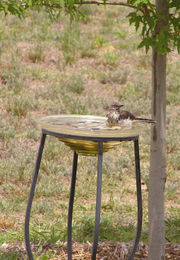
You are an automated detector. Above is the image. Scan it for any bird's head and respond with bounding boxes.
[109,102,124,111]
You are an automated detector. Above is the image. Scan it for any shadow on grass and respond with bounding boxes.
[73,216,148,243]
[0,252,24,260]
[165,217,180,243]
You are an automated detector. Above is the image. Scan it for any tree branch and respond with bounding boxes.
[39,1,136,10]
[75,1,136,9]
[0,1,136,13]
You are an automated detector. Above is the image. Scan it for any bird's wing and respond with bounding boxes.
[118,110,136,120]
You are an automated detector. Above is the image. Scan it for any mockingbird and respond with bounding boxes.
[106,102,156,126]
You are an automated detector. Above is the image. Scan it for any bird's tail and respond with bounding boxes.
[135,117,156,123]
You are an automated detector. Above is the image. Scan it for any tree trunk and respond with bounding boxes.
[148,1,168,259]
[148,49,166,260]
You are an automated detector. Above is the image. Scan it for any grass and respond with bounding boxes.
[0,5,179,259]
[28,44,45,63]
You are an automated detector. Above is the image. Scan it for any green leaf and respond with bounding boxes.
[59,0,65,8]
[169,0,180,9]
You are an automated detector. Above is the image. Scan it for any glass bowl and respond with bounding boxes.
[37,115,144,155]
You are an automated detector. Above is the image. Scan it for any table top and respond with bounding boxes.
[36,115,147,155]
[37,115,145,139]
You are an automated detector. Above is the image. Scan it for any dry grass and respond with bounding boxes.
[0,241,180,259]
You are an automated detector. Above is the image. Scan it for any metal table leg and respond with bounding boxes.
[25,133,46,260]
[128,138,142,260]
[67,143,103,260]
[91,141,103,260]
[67,151,78,260]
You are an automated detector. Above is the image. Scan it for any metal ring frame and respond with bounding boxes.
[25,129,142,260]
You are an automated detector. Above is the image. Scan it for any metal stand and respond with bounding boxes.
[128,139,142,260]
[25,133,46,260]
[91,141,103,260]
[67,151,78,260]
[25,131,142,260]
